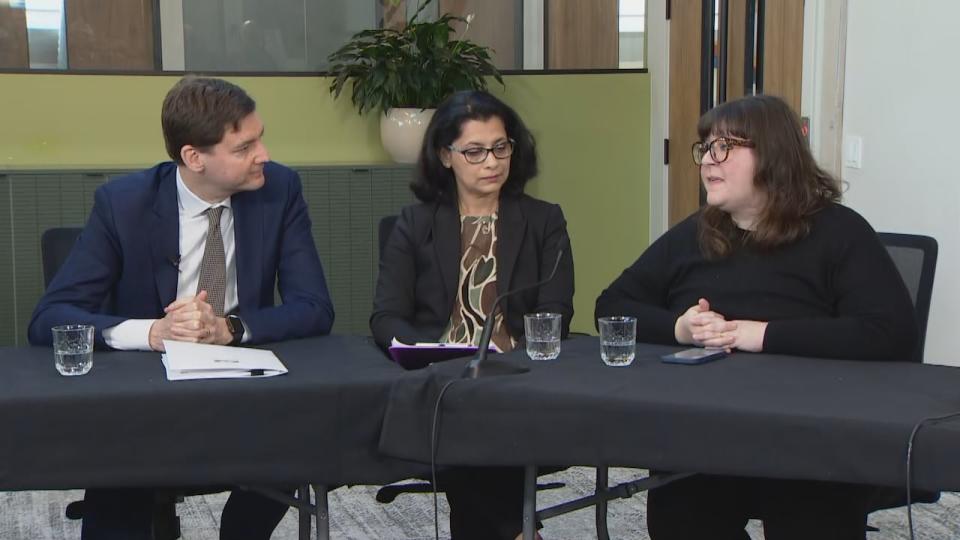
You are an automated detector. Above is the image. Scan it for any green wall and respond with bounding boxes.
[0,72,650,334]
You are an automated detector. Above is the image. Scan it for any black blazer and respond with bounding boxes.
[371,194,575,350]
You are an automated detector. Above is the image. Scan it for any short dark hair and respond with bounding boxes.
[161,77,257,164]
[412,90,538,203]
[696,94,842,258]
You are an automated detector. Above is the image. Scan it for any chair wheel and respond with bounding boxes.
[65,501,85,520]
[375,487,399,503]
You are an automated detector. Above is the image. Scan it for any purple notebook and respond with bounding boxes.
[388,339,500,370]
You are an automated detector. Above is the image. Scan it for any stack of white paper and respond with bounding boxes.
[161,340,288,381]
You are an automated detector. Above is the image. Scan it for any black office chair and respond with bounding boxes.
[878,232,938,364]
[862,232,940,529]
[41,227,83,288]
[378,214,398,262]
[41,227,182,540]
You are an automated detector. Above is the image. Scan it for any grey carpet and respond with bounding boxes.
[1,468,957,539]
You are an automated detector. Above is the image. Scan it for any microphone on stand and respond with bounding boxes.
[461,239,567,379]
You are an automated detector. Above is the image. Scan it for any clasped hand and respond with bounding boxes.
[674,298,767,352]
[148,290,229,351]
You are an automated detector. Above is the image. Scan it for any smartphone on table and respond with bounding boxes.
[660,347,728,365]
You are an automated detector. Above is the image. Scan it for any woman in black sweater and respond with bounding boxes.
[596,95,917,540]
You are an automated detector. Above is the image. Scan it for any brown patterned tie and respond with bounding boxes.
[197,206,226,316]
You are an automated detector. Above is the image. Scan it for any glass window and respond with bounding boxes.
[619,0,646,69]
[25,0,66,69]
[0,0,648,73]
[181,0,376,72]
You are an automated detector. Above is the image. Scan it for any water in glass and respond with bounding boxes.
[601,339,635,366]
[526,338,561,361]
[56,342,93,376]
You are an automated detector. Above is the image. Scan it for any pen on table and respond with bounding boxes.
[211,359,264,375]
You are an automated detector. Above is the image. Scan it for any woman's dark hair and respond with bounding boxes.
[696,94,842,258]
[412,90,538,203]
[161,76,256,164]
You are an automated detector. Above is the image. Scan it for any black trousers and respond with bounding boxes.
[647,474,872,540]
[80,487,291,540]
[440,466,528,540]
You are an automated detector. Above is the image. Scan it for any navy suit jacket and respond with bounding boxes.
[28,161,335,348]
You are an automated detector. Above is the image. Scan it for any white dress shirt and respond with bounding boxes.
[102,168,244,350]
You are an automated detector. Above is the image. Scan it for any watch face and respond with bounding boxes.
[227,316,241,335]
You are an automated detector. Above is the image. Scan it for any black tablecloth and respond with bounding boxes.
[0,335,422,490]
[379,336,960,492]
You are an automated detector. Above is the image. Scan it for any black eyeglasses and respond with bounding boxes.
[448,139,515,164]
[691,137,755,165]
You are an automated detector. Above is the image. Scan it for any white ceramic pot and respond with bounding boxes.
[379,107,436,164]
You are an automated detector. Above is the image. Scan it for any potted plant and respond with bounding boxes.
[327,0,504,163]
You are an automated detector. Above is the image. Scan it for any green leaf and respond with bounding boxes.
[326,0,503,113]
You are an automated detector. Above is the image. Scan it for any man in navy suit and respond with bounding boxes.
[28,77,334,539]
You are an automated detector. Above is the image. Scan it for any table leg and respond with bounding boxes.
[523,465,537,540]
[313,484,329,540]
[298,484,311,540]
[595,467,610,540]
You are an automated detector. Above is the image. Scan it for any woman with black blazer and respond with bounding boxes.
[371,90,574,540]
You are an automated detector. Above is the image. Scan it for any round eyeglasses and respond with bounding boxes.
[448,139,515,164]
[691,137,755,165]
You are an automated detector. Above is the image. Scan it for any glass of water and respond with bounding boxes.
[598,316,637,366]
[52,324,94,376]
[524,313,562,361]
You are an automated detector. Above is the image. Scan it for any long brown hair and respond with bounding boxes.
[696,95,841,258]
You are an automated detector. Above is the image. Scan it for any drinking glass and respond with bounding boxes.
[598,316,636,366]
[524,313,562,361]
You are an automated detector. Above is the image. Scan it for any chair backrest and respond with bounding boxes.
[41,227,83,288]
[878,232,938,363]
[378,215,398,262]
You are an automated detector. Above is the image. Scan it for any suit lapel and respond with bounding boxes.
[433,202,461,309]
[232,190,263,312]
[151,166,180,308]
[496,196,525,305]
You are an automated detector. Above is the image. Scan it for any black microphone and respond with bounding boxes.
[461,236,567,379]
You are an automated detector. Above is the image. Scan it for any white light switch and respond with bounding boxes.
[843,135,863,169]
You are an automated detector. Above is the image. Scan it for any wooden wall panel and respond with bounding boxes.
[441,0,518,69]
[546,0,618,69]
[382,0,407,30]
[0,4,29,68]
[66,0,155,70]
[668,0,704,226]
[761,0,804,112]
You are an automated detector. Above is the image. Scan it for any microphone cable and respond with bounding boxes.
[904,410,960,540]
[430,377,462,540]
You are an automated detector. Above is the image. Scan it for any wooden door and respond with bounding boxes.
[667,0,805,226]
[761,0,804,112]
[667,0,705,225]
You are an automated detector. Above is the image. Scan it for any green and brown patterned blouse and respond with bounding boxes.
[439,214,517,352]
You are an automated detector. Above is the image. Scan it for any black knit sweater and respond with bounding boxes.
[595,203,918,361]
